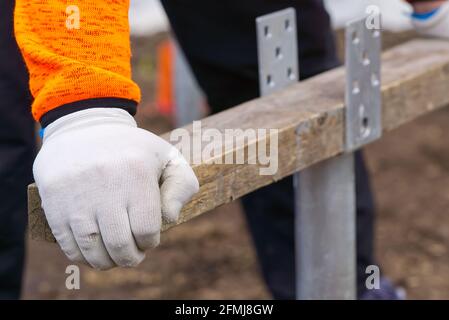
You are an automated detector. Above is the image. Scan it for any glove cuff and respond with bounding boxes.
[42,107,137,143]
[411,2,449,34]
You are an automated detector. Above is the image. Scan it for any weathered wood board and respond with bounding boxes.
[29,38,449,242]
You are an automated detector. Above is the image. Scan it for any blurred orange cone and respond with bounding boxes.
[155,39,175,116]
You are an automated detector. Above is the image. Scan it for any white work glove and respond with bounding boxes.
[411,2,449,39]
[34,108,199,270]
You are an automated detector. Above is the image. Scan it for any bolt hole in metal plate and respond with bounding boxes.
[345,15,382,151]
[256,8,299,96]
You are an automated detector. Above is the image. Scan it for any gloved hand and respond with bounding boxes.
[411,2,449,39]
[34,108,199,270]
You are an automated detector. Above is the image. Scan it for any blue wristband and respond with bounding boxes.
[412,8,440,20]
[39,127,46,139]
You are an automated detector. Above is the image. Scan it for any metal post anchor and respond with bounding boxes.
[295,152,356,299]
[257,10,382,300]
[296,15,382,299]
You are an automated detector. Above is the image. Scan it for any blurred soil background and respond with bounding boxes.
[22,32,449,300]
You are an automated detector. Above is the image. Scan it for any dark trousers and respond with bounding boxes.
[0,0,35,299]
[162,0,376,298]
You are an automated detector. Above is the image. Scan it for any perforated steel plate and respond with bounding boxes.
[256,8,298,96]
[345,15,382,151]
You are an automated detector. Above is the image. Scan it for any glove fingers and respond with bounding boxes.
[39,190,87,265]
[51,222,87,265]
[97,207,145,267]
[128,178,161,251]
[70,218,115,270]
[160,153,199,223]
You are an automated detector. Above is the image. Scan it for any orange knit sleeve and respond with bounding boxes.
[14,0,141,123]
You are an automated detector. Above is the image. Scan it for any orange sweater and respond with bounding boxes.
[14,0,141,123]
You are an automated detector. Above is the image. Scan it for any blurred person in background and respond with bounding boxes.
[160,0,388,300]
[1,0,448,300]
[160,0,449,299]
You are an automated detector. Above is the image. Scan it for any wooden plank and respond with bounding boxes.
[28,38,449,242]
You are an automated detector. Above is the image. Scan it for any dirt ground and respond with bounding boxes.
[21,35,449,300]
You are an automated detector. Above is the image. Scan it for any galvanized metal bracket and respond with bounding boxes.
[256,8,298,96]
[345,15,382,152]
[257,8,357,300]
